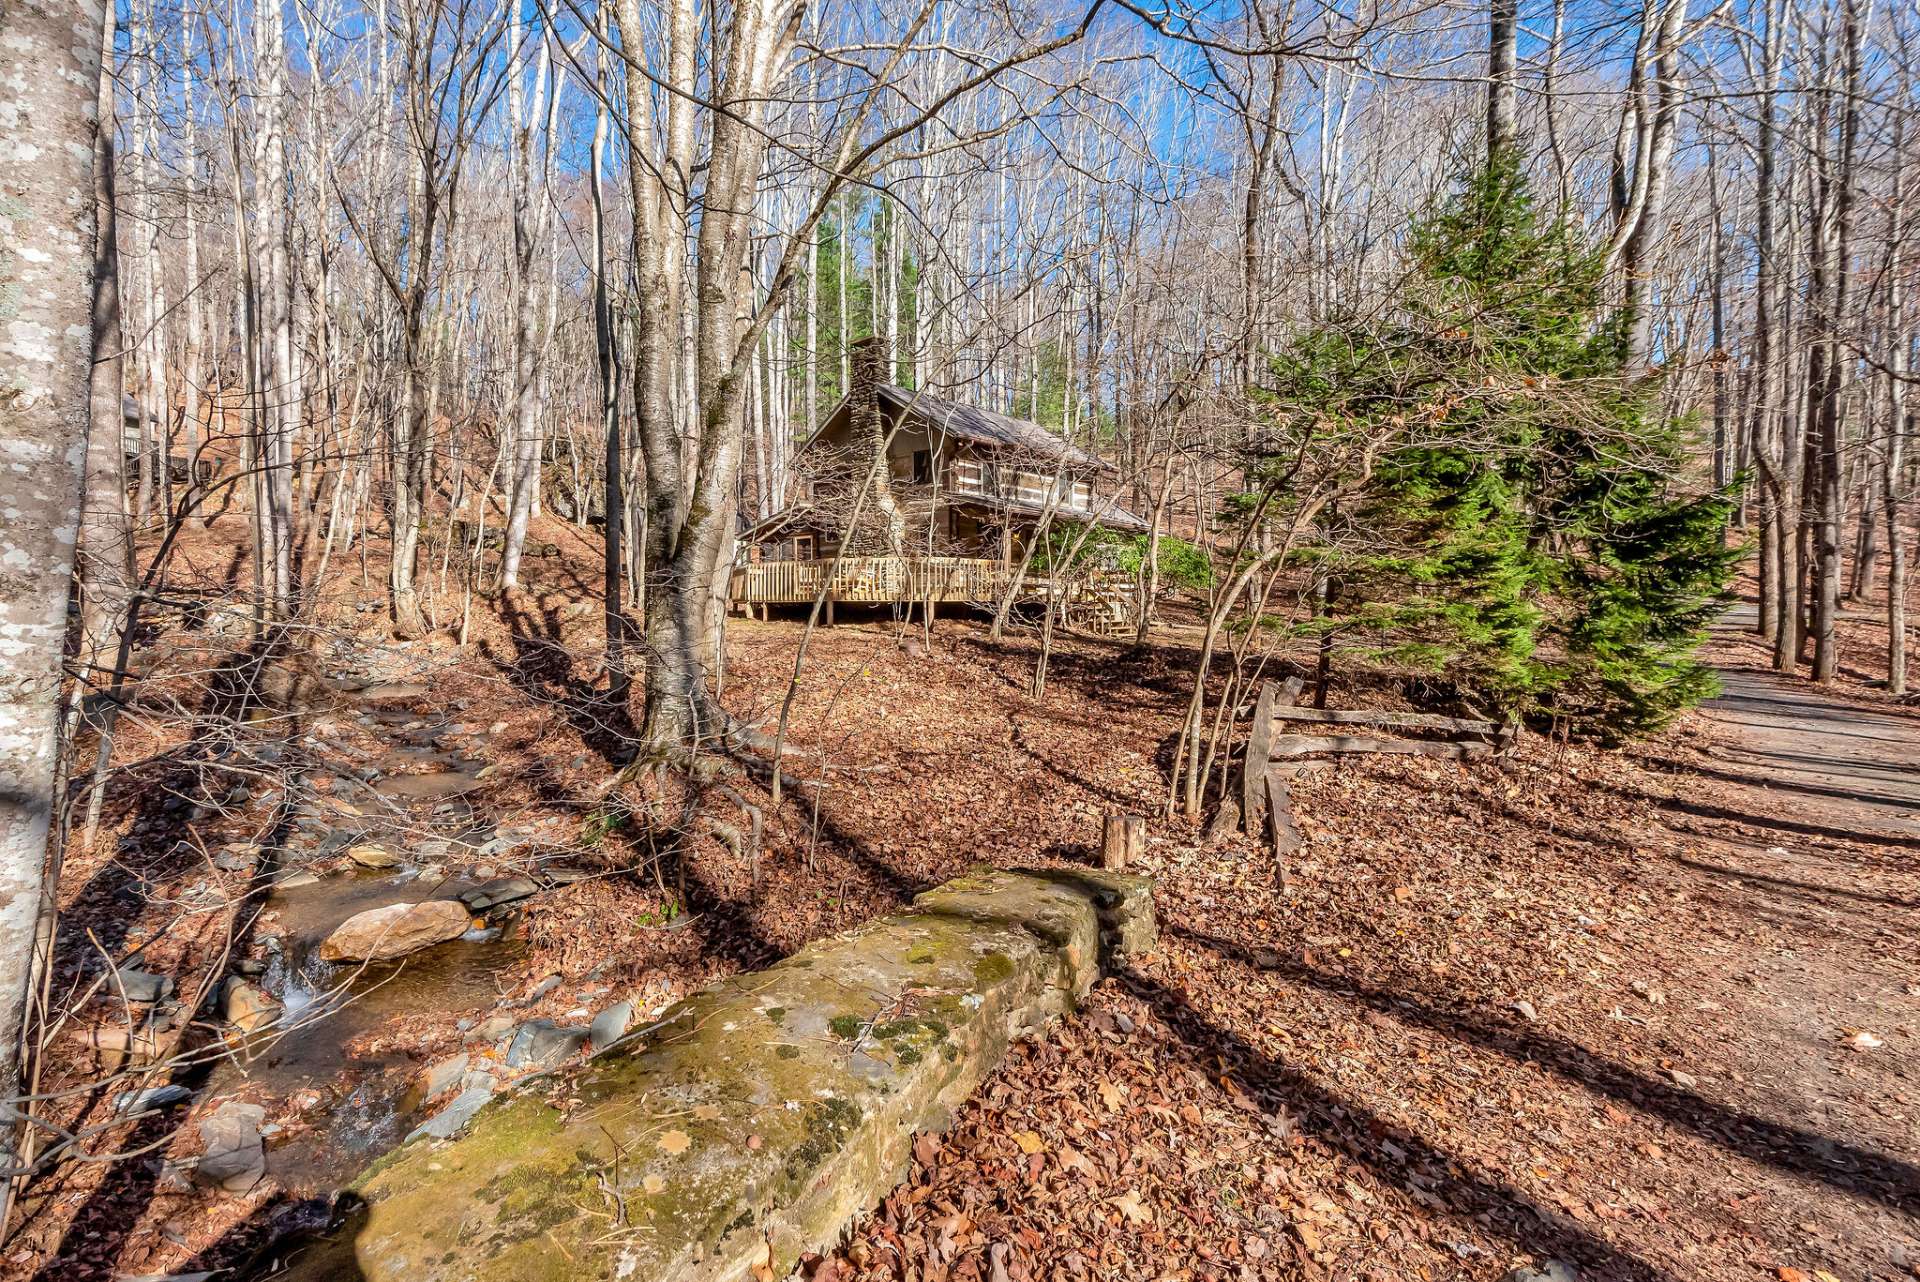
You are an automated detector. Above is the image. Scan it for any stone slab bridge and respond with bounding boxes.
[275,867,1156,1282]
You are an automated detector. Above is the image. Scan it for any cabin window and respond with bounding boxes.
[792,534,815,561]
[911,450,933,484]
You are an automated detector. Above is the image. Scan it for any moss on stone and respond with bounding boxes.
[973,952,1015,985]
[298,868,1156,1282]
[781,1096,863,1183]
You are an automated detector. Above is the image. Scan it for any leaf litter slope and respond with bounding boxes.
[818,634,1920,1282]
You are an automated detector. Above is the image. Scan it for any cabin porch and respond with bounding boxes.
[727,554,1132,635]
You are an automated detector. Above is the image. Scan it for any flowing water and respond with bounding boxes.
[208,694,531,1191]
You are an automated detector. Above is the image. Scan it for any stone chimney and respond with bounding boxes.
[849,336,887,444]
[842,336,904,555]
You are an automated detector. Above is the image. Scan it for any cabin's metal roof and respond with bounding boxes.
[946,491,1150,533]
[875,385,1111,472]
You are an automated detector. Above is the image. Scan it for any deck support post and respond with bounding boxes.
[825,596,835,625]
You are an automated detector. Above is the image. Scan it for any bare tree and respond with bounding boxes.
[0,0,106,1226]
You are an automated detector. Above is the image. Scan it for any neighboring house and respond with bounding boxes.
[121,393,216,486]
[731,338,1143,631]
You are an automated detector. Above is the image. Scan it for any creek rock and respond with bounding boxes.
[282,867,1153,1282]
[457,876,537,913]
[504,1020,587,1069]
[514,974,562,1007]
[213,844,259,873]
[588,1000,632,1053]
[114,1084,192,1114]
[345,844,401,869]
[318,901,473,963]
[111,967,173,1004]
[464,1013,516,1045]
[196,1101,267,1193]
[408,1085,496,1142]
[1504,1263,1578,1282]
[223,979,281,1034]
[418,1053,470,1099]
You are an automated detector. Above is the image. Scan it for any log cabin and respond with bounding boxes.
[731,337,1145,631]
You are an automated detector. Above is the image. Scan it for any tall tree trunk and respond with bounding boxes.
[592,29,631,702]
[500,9,551,590]
[1752,0,1786,647]
[82,0,132,680]
[1887,115,1909,696]
[1708,140,1730,491]
[1812,0,1865,684]
[256,0,296,617]
[1486,0,1519,163]
[1618,0,1688,371]
[180,49,204,514]
[0,0,106,1223]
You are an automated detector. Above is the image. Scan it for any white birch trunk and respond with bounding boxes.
[0,0,106,1205]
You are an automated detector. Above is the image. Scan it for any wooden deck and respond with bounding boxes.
[730,555,1136,636]
[730,556,1016,606]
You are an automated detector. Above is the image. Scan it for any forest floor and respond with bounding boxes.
[816,618,1920,1282]
[8,518,1918,1282]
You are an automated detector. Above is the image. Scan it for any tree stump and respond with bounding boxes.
[1101,812,1146,870]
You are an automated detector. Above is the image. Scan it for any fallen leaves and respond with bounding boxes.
[748,1237,775,1282]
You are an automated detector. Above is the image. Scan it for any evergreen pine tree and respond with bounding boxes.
[1258,157,1737,736]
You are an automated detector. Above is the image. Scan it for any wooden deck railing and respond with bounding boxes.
[731,556,1022,605]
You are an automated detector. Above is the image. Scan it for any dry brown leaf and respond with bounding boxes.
[1110,1190,1153,1225]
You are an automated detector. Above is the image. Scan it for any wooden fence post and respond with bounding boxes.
[1242,680,1276,834]
[1265,771,1304,888]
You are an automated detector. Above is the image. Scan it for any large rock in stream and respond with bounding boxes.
[317,900,473,963]
[281,868,1154,1282]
